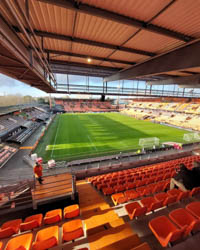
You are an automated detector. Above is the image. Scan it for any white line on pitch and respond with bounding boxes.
[87,135,97,151]
[51,115,61,158]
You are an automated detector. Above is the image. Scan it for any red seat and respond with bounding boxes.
[126,182,136,190]
[44,209,62,225]
[167,189,182,197]
[5,233,33,250]
[111,193,128,205]
[32,226,58,250]
[149,215,185,247]
[141,197,163,212]
[152,183,164,193]
[169,208,200,236]
[124,190,139,200]
[154,193,169,201]
[190,187,200,197]
[20,214,43,232]
[62,219,84,242]
[125,202,147,220]
[0,219,22,239]
[64,204,80,219]
[155,192,177,206]
[0,242,3,250]
[102,187,114,195]
[186,202,200,219]
[115,185,126,193]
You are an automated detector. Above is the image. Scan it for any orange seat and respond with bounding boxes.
[126,182,136,190]
[32,226,58,250]
[44,209,62,225]
[20,214,43,232]
[169,208,200,236]
[167,189,182,197]
[0,219,22,239]
[115,185,126,193]
[130,242,151,250]
[124,190,139,200]
[62,219,84,242]
[5,233,33,250]
[186,202,200,219]
[111,193,128,205]
[149,215,185,247]
[64,204,80,219]
[190,187,200,197]
[125,202,147,220]
[154,192,168,201]
[163,195,177,206]
[177,191,190,201]
[141,197,163,212]
[0,242,3,250]
[102,187,114,195]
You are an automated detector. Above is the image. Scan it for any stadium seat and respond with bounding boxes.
[126,182,136,190]
[190,187,200,197]
[44,209,62,225]
[124,190,139,200]
[130,242,151,250]
[102,187,114,195]
[64,204,80,219]
[62,219,84,242]
[125,202,147,220]
[169,208,200,236]
[141,197,163,212]
[167,189,190,201]
[32,226,59,250]
[155,192,177,206]
[152,183,164,193]
[186,202,200,219]
[5,233,33,250]
[20,214,43,232]
[0,219,22,239]
[149,215,185,247]
[111,193,128,205]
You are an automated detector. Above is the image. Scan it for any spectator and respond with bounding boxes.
[34,161,43,184]
[191,161,200,188]
[170,163,194,191]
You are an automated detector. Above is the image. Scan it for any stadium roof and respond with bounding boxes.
[1,0,200,93]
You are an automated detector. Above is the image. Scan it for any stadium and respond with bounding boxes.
[1,1,200,250]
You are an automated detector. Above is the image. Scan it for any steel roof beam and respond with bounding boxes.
[37,0,193,42]
[13,26,155,57]
[104,40,200,82]
[45,49,134,65]
[147,74,200,86]
[50,59,121,71]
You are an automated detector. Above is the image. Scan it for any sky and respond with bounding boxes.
[0,74,48,97]
[0,72,198,99]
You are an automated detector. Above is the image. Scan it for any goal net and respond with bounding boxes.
[183,132,200,142]
[139,137,160,149]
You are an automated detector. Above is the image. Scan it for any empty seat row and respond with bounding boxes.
[125,187,200,220]
[0,219,84,250]
[149,201,200,247]
[0,205,80,239]
[88,155,200,184]
[111,180,171,205]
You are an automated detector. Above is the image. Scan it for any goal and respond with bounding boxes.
[139,137,160,149]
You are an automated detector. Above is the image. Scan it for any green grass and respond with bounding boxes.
[34,113,189,162]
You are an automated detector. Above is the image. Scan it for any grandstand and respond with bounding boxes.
[1,1,200,250]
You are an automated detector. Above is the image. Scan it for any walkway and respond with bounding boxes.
[76,180,149,250]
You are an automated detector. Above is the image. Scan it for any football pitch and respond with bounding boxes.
[34,113,188,162]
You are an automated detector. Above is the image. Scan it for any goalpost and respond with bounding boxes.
[139,137,160,150]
